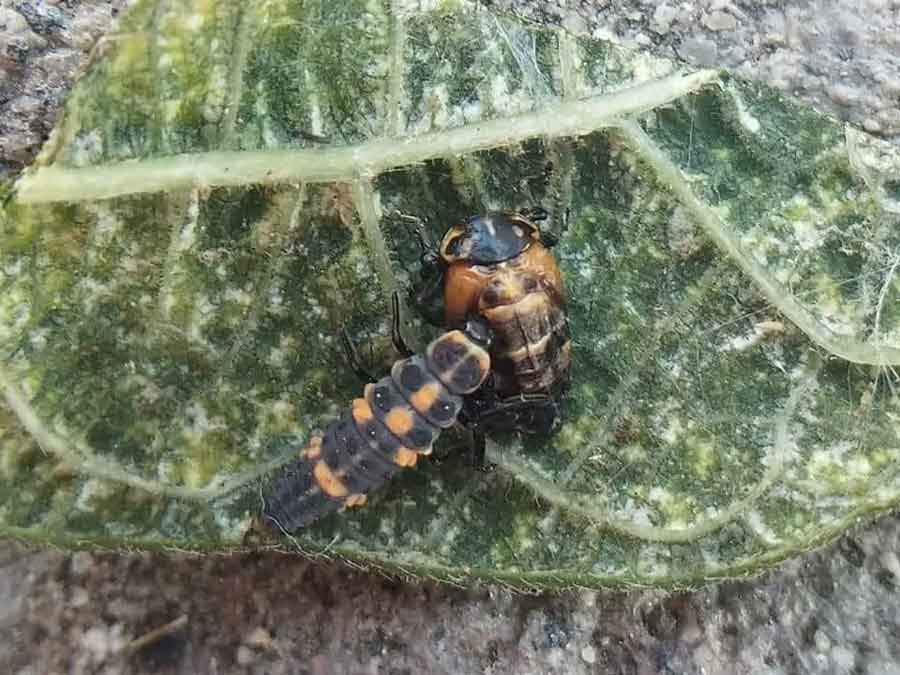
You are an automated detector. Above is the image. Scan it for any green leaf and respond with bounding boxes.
[2,0,899,589]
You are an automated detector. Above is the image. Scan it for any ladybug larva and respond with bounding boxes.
[263,319,492,533]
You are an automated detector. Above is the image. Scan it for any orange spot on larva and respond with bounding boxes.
[344,494,368,508]
[410,382,441,413]
[313,461,348,498]
[351,398,374,424]
[394,447,419,467]
[385,407,415,436]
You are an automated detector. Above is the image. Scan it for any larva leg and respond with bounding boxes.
[340,327,377,384]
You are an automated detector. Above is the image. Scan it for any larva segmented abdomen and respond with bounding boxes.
[262,330,491,533]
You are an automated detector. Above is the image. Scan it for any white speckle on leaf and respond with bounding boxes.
[647,486,670,503]
[719,320,785,352]
[267,283,285,314]
[2,258,22,277]
[70,129,104,166]
[512,519,536,553]
[205,66,229,121]
[460,98,482,124]
[306,296,325,319]
[267,346,286,368]
[786,197,823,250]
[731,92,761,134]
[224,286,254,307]
[659,415,685,445]
[646,486,698,529]
[303,67,324,137]
[187,294,216,341]
[636,543,671,577]
[0,292,29,345]
[75,479,117,512]
[186,13,206,32]
[131,375,163,406]
[76,277,106,313]
[807,441,876,489]
[185,402,221,434]
[745,510,779,544]
[259,398,295,431]
[158,51,173,69]
[619,498,654,528]
[28,326,50,351]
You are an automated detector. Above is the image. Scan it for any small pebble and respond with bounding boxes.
[561,12,587,35]
[879,551,900,580]
[826,83,858,107]
[236,645,254,666]
[762,12,787,46]
[703,10,737,32]
[245,626,274,649]
[0,8,30,37]
[679,36,718,65]
[651,4,677,34]
[863,117,883,133]
[70,587,90,608]
[831,645,855,670]
[581,645,597,664]
[877,108,900,134]
[70,552,94,576]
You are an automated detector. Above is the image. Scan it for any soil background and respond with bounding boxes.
[2,1,900,673]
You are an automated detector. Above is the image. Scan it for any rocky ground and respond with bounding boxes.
[492,0,900,139]
[4,515,900,674]
[2,1,900,673]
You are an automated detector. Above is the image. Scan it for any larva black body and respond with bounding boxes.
[263,323,491,533]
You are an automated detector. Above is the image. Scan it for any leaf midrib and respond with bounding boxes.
[14,70,719,204]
